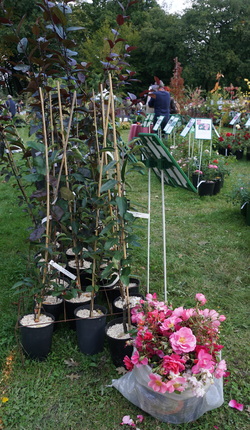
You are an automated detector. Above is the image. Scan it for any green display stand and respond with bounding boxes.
[138,133,197,193]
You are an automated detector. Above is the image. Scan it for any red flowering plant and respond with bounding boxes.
[124,293,227,398]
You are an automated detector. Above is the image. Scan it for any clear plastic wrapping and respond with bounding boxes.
[112,365,224,424]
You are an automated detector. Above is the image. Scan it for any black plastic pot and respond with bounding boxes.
[19,312,54,361]
[74,304,107,355]
[100,276,140,308]
[64,293,93,330]
[234,149,244,160]
[105,317,134,367]
[42,298,63,330]
[198,181,215,196]
[213,178,222,195]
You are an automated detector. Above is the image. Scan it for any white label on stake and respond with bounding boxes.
[127,210,150,219]
[49,260,76,280]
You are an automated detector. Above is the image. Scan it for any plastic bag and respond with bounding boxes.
[112,365,224,424]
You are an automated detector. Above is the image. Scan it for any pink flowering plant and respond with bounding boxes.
[124,293,227,397]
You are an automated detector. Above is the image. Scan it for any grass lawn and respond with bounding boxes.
[0,130,249,429]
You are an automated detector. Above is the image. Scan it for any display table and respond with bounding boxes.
[128,124,152,142]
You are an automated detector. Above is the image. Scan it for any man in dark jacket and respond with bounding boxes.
[148,83,170,131]
[5,95,16,118]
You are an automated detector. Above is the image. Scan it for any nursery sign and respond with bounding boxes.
[163,115,179,134]
[180,118,195,137]
[229,112,241,125]
[195,118,212,140]
[137,133,197,193]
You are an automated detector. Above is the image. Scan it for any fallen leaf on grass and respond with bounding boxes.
[116,366,127,375]
[66,373,81,381]
[64,358,79,367]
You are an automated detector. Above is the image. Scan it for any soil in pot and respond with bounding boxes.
[19,313,54,361]
[66,259,92,290]
[113,294,144,317]
[64,292,93,330]
[105,318,134,367]
[74,304,107,355]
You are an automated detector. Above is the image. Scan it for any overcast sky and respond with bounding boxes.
[156,0,192,14]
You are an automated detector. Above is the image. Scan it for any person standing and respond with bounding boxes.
[148,83,170,131]
[5,95,16,118]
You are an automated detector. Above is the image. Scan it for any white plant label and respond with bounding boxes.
[49,260,76,280]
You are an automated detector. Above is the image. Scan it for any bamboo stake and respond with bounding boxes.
[56,84,81,290]
[108,74,131,329]
[37,87,51,321]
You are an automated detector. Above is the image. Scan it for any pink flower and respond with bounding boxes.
[123,355,134,371]
[160,316,182,334]
[214,359,227,378]
[148,373,169,393]
[165,377,187,393]
[162,354,186,374]
[208,164,218,169]
[131,350,148,367]
[195,293,207,306]
[170,327,196,354]
[228,399,244,411]
[120,415,135,426]
[192,348,215,374]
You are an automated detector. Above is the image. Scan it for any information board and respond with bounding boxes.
[195,118,212,140]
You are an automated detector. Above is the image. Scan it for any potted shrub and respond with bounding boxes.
[229,175,250,225]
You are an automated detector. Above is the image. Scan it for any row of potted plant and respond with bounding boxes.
[217,128,250,158]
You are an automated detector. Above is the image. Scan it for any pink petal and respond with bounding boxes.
[136,415,144,423]
[228,399,244,411]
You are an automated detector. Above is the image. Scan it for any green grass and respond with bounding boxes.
[0,133,249,429]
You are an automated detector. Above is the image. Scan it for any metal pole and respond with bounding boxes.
[161,170,167,302]
[147,168,151,293]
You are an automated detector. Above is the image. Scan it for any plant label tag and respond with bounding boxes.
[229,112,241,125]
[180,118,195,137]
[41,215,52,224]
[163,115,179,134]
[245,117,250,127]
[127,210,150,219]
[153,115,164,131]
[49,260,76,280]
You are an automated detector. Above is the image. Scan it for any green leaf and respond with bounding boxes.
[102,160,117,175]
[27,140,45,153]
[116,196,127,217]
[100,179,117,193]
[104,238,118,250]
[60,187,75,201]
[121,158,128,182]
[120,274,130,286]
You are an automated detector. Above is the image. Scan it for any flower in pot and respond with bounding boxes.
[229,175,250,224]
